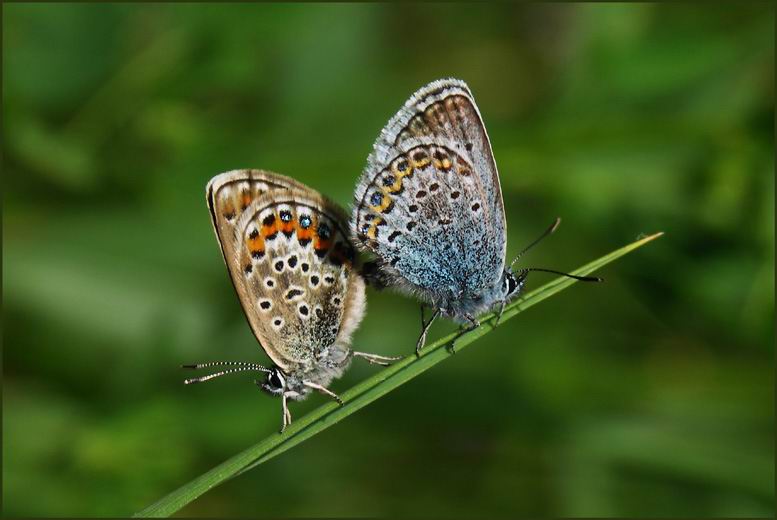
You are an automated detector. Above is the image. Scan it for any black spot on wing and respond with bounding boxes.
[285,289,303,300]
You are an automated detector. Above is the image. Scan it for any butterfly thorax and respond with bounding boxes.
[443,268,525,322]
[279,342,353,400]
[443,279,505,322]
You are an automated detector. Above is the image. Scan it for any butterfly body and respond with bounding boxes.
[352,79,522,326]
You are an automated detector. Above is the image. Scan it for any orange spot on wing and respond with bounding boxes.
[246,235,265,255]
[410,147,431,169]
[366,225,378,240]
[296,227,313,242]
[314,237,332,251]
[222,201,236,220]
[280,220,295,234]
[433,153,452,170]
[366,218,385,239]
[385,178,403,193]
[370,193,394,213]
[241,192,252,209]
[261,221,278,237]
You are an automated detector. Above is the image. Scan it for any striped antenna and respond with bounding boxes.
[510,217,561,268]
[182,361,271,384]
[509,218,602,283]
[523,267,602,283]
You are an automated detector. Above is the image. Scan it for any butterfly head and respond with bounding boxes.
[501,268,527,303]
[446,269,527,321]
[260,367,287,396]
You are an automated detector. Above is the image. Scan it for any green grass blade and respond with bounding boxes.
[134,232,663,518]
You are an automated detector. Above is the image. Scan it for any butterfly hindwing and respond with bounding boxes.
[231,186,365,371]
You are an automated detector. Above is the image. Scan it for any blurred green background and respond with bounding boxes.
[3,2,774,517]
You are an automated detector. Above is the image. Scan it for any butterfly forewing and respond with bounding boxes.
[231,187,364,370]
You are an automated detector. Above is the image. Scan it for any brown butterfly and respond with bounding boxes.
[184,170,398,432]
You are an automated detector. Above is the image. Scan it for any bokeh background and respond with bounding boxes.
[3,3,774,517]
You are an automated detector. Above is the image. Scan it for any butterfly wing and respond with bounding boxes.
[222,182,364,371]
[207,169,309,272]
[352,79,506,306]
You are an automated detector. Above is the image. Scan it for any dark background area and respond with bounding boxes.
[3,3,774,517]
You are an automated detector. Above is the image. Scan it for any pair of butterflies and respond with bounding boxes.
[184,78,600,432]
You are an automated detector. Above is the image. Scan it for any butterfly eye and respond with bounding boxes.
[299,215,312,229]
[279,210,292,222]
[505,273,518,296]
[268,369,285,389]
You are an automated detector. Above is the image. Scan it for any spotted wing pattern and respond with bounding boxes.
[226,185,365,371]
[207,169,308,274]
[352,79,506,304]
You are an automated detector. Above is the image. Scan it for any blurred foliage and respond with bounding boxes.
[2,3,774,517]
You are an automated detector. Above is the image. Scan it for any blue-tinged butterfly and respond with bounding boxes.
[185,170,398,432]
[351,79,601,353]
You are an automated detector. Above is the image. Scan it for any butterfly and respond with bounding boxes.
[185,170,398,432]
[351,78,601,353]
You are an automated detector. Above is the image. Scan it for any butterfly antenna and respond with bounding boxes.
[523,267,603,283]
[510,217,561,268]
[182,361,271,384]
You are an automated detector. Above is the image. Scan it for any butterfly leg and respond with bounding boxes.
[278,391,303,433]
[353,351,402,366]
[450,314,481,354]
[495,300,507,326]
[464,313,481,331]
[280,392,292,434]
[416,308,441,356]
[303,381,344,405]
